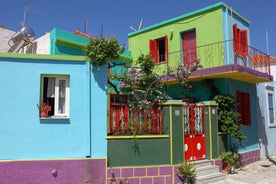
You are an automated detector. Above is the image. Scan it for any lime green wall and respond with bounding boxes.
[128,7,224,71]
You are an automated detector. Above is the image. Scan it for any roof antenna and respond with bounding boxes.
[266,29,270,55]
[84,19,88,34]
[20,5,42,27]
[138,19,143,30]
[130,19,143,31]
[100,24,104,38]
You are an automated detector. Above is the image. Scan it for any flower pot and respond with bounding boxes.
[182,177,195,184]
[222,161,231,174]
[39,104,51,118]
[40,110,49,118]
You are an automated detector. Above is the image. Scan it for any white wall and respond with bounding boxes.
[0,28,15,52]
[34,32,50,54]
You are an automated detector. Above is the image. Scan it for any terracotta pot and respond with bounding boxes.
[222,161,231,174]
[40,110,49,118]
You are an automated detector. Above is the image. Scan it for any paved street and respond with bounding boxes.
[209,157,276,184]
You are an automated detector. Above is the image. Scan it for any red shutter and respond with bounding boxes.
[233,24,239,54]
[236,91,243,124]
[239,30,248,56]
[236,91,251,125]
[243,93,251,125]
[149,40,158,63]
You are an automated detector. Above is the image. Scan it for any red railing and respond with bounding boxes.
[154,40,270,76]
[109,109,164,136]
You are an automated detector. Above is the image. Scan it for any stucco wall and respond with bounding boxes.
[0,54,108,159]
[256,82,276,157]
[0,28,15,52]
[0,158,106,184]
[128,5,224,70]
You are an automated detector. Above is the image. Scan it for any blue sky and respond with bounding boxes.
[1,0,276,55]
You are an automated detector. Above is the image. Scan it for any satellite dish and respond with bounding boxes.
[129,19,143,31]
[138,19,143,30]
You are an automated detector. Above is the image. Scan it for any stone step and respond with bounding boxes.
[194,159,213,168]
[197,173,226,184]
[191,160,226,184]
[196,165,220,176]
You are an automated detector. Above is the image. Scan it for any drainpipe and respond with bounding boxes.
[87,61,92,157]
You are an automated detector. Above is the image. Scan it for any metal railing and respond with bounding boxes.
[155,40,270,76]
[109,109,164,136]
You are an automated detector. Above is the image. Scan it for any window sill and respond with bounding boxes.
[39,116,69,120]
[39,116,70,124]
[106,135,169,139]
[156,61,167,65]
[268,124,276,128]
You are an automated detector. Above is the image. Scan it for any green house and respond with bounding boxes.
[106,2,272,183]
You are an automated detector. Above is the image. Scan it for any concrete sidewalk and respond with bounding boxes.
[209,157,276,184]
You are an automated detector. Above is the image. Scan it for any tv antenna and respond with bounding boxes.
[20,5,42,27]
[130,19,143,31]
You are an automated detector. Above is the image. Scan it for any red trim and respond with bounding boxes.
[165,35,168,62]
[73,29,94,39]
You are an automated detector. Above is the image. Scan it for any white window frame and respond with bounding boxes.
[41,75,70,118]
[266,85,276,127]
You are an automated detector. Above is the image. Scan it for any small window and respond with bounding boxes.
[266,87,276,127]
[40,75,70,118]
[149,36,168,63]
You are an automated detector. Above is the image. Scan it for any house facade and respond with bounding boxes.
[256,57,276,158]
[0,28,132,184]
[122,1,271,179]
[0,2,274,184]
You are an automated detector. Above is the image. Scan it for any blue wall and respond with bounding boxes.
[225,79,259,152]
[90,65,108,157]
[257,82,276,157]
[0,54,107,159]
[222,5,250,65]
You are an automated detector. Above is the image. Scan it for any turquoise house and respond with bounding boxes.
[0,28,131,184]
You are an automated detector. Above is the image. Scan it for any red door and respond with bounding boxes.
[184,104,206,161]
[182,30,197,66]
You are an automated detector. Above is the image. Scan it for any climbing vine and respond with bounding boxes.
[213,94,246,143]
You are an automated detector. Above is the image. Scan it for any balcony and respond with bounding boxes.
[155,40,272,84]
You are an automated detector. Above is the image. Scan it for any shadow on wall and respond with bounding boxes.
[256,96,269,157]
[91,64,108,94]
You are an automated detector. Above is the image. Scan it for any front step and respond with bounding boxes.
[194,160,226,184]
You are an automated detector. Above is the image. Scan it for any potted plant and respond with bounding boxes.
[220,150,242,174]
[178,161,196,184]
[38,103,51,118]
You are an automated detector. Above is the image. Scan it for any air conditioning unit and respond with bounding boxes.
[127,67,142,80]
